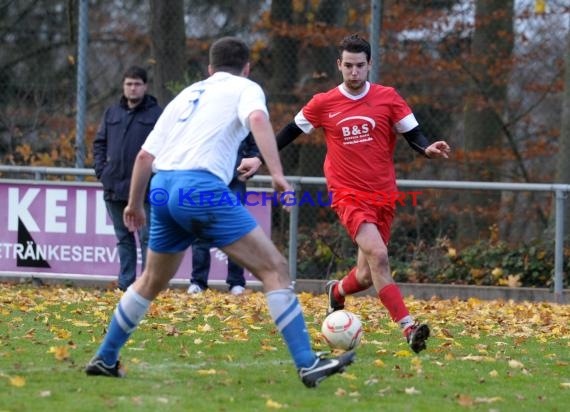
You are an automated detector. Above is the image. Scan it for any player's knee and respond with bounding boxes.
[357,269,373,288]
[369,246,389,268]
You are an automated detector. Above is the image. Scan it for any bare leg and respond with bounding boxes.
[133,249,186,300]
[354,222,393,292]
[221,226,290,292]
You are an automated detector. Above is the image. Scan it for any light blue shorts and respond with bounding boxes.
[148,170,257,253]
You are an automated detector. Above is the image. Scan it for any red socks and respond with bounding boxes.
[334,273,412,331]
[334,267,369,302]
[378,283,410,323]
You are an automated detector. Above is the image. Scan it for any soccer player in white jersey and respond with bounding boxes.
[275,34,451,353]
[85,36,354,388]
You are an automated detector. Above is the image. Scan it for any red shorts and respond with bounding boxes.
[332,194,395,244]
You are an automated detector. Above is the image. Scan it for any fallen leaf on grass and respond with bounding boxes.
[457,394,473,407]
[508,360,524,369]
[378,386,391,396]
[394,350,412,357]
[9,376,26,387]
[335,388,347,397]
[461,354,494,362]
[266,399,285,409]
[474,396,503,404]
[411,357,422,371]
[197,369,217,375]
[198,324,213,332]
[23,328,36,338]
[48,346,69,361]
[405,387,421,395]
[560,382,570,389]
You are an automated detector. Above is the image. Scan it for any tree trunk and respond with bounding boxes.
[149,0,186,107]
[458,0,514,242]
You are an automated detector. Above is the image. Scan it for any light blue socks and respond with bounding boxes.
[97,286,150,365]
[266,288,316,368]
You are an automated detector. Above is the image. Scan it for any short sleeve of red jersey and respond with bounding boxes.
[390,88,418,133]
[296,93,325,133]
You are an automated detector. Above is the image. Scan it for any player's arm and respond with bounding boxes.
[124,149,154,231]
[248,110,293,195]
[403,126,451,159]
[276,121,304,150]
[93,110,109,179]
[402,126,431,158]
[253,121,304,165]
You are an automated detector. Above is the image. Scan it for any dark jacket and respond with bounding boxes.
[93,94,162,201]
[233,133,260,181]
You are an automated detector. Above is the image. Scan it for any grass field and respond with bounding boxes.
[0,283,569,412]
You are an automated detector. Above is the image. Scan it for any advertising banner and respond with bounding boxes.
[0,180,270,285]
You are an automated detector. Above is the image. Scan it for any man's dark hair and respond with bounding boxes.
[122,66,148,83]
[339,34,371,62]
[209,37,249,75]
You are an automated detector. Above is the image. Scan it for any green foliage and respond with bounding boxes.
[390,237,569,288]
[296,221,356,280]
[296,218,567,288]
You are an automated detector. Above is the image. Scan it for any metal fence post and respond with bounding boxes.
[554,189,566,303]
[75,0,88,173]
[288,183,299,288]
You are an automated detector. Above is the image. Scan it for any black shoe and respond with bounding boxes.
[406,323,430,353]
[298,351,355,388]
[325,280,345,316]
[85,356,125,377]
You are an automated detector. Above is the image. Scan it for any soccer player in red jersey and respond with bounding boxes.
[275,34,451,353]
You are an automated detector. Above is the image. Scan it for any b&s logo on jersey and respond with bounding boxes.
[337,116,375,145]
[0,180,270,281]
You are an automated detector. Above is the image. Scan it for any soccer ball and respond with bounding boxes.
[321,310,363,351]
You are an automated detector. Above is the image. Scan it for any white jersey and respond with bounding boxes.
[142,72,268,184]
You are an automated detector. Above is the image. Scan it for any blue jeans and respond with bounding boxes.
[190,177,246,290]
[105,200,149,291]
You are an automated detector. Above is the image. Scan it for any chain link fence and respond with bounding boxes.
[0,0,569,284]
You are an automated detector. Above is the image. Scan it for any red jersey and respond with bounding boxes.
[295,82,417,194]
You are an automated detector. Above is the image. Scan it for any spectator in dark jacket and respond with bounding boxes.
[93,66,162,291]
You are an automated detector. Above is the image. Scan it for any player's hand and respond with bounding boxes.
[425,141,451,159]
[272,175,295,212]
[236,156,262,181]
[123,204,146,232]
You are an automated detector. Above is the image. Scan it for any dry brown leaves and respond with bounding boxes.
[1,284,569,398]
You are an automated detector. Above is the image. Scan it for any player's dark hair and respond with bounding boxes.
[339,34,371,62]
[122,66,148,83]
[209,37,250,75]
